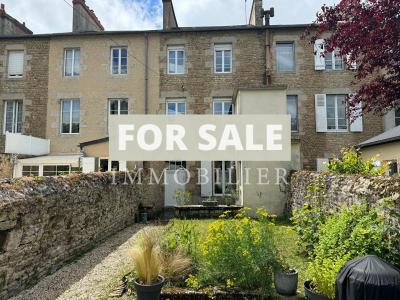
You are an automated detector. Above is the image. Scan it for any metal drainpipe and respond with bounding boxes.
[265,28,272,85]
[144,32,149,114]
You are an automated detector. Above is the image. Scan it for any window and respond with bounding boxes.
[111,47,128,75]
[276,42,295,72]
[326,95,347,131]
[109,99,128,115]
[61,99,80,134]
[325,49,343,70]
[395,110,400,127]
[3,100,22,134]
[214,44,232,73]
[287,95,298,131]
[7,50,24,78]
[213,161,236,195]
[64,48,80,77]
[166,100,186,115]
[168,47,185,74]
[43,165,70,176]
[213,100,233,115]
[166,161,186,170]
[22,166,39,177]
[99,159,109,172]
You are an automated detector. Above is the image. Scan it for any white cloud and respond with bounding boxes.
[1,0,337,34]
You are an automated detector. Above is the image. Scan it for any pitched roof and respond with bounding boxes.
[0,3,33,35]
[358,126,400,148]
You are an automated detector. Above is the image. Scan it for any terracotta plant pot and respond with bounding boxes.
[133,275,165,300]
[304,281,329,300]
[274,269,298,296]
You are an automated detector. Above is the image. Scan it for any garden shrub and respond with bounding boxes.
[193,209,278,292]
[326,146,387,175]
[291,177,327,256]
[306,201,400,299]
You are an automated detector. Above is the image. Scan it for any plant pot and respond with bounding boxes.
[304,281,329,300]
[274,269,298,296]
[133,275,165,300]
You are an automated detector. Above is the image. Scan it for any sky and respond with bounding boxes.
[2,0,338,34]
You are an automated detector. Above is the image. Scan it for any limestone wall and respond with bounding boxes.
[0,173,160,299]
[290,171,400,213]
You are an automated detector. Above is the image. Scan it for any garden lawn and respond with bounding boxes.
[167,218,308,294]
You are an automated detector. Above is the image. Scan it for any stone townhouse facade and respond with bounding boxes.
[0,0,393,213]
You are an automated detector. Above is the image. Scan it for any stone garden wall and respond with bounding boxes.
[0,173,162,299]
[290,171,400,213]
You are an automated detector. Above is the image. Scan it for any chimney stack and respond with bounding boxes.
[72,0,104,32]
[0,4,5,17]
[249,0,263,26]
[162,0,178,30]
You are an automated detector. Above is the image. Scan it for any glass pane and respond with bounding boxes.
[72,100,80,112]
[214,102,222,115]
[177,50,184,74]
[215,50,223,72]
[287,96,298,131]
[396,110,400,126]
[43,165,56,176]
[327,118,336,130]
[223,50,231,72]
[110,100,118,114]
[111,161,119,171]
[224,102,233,115]
[334,49,343,70]
[64,50,73,76]
[178,102,186,114]
[120,100,128,114]
[5,101,14,132]
[276,43,294,72]
[16,101,22,133]
[214,161,223,194]
[112,48,119,74]
[121,57,128,74]
[57,165,70,175]
[168,50,176,74]
[325,52,333,70]
[73,49,80,76]
[61,101,71,133]
[167,102,176,115]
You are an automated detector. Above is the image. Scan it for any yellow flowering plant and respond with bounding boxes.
[196,208,279,293]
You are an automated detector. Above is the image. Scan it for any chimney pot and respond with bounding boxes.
[1,3,4,10]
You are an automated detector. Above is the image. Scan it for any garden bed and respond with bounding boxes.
[160,287,266,300]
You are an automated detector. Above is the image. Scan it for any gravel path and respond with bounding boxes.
[11,223,149,300]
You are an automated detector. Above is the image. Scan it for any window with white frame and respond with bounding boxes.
[43,165,70,176]
[61,99,80,134]
[395,110,400,127]
[326,95,347,131]
[7,50,24,78]
[325,49,343,70]
[213,161,236,195]
[3,100,22,134]
[109,99,128,115]
[111,47,128,75]
[64,48,80,77]
[168,46,185,74]
[276,42,295,72]
[166,100,186,115]
[214,44,232,73]
[22,165,39,177]
[213,100,233,115]
[287,95,298,131]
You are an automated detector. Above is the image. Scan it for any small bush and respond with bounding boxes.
[326,146,387,175]
[195,209,278,292]
[306,201,400,299]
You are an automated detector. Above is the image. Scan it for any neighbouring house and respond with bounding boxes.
[358,125,400,176]
[0,0,390,214]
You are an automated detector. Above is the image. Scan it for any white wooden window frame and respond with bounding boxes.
[108,99,129,115]
[276,42,295,72]
[167,46,185,75]
[326,95,348,132]
[42,165,71,176]
[60,99,80,134]
[63,48,80,77]
[111,47,128,75]
[7,50,24,78]
[3,100,22,134]
[325,49,344,70]
[166,100,186,115]
[212,161,236,196]
[213,99,234,115]
[214,44,232,74]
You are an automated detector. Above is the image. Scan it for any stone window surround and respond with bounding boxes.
[275,41,295,73]
[1,44,31,81]
[214,44,233,74]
